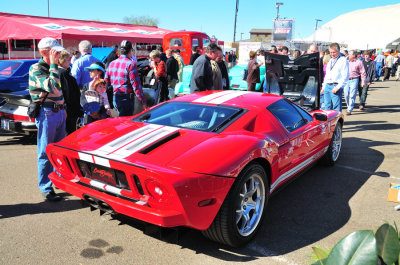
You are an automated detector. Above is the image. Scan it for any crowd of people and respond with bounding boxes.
[243,43,399,115]
[317,44,398,114]
[29,36,397,201]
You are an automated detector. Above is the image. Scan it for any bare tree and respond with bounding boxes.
[123,16,159,26]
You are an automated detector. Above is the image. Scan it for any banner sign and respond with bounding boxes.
[272,19,294,41]
[33,23,169,35]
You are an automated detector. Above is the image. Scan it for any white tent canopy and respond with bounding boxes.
[306,4,400,50]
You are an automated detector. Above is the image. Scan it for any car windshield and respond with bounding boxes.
[134,102,243,132]
[0,61,22,77]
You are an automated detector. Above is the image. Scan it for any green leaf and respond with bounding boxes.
[313,246,330,261]
[375,223,400,265]
[326,230,378,265]
[394,221,400,239]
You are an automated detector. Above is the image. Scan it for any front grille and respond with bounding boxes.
[77,160,131,191]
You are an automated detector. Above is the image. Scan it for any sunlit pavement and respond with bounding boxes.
[1,79,399,264]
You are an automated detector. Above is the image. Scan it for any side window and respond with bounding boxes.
[268,99,306,132]
[170,38,183,47]
[203,38,211,48]
[292,103,313,123]
[192,38,199,48]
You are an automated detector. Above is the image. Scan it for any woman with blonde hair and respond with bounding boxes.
[322,54,332,76]
[58,50,82,134]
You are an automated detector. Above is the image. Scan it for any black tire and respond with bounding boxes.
[320,123,342,166]
[202,163,268,247]
[75,116,84,131]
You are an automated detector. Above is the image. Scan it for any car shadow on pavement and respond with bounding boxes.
[104,136,397,262]
[343,119,400,132]
[362,104,400,113]
[0,131,36,145]
[0,196,84,219]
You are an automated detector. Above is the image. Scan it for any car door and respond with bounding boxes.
[267,99,318,183]
[291,102,329,154]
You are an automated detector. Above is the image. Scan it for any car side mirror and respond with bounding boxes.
[313,113,328,122]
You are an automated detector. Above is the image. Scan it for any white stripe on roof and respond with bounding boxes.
[207,91,251,105]
[192,91,234,103]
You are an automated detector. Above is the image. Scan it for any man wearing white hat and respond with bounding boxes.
[29,37,66,201]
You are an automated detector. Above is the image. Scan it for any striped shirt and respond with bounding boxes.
[28,58,64,104]
[105,55,145,104]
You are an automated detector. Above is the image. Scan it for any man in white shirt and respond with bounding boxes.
[321,43,349,111]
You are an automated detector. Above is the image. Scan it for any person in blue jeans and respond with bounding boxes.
[321,43,349,111]
[374,51,385,81]
[29,37,66,201]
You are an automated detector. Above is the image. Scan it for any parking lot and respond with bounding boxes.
[1,80,399,265]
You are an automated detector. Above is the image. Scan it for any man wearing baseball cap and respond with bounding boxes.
[29,37,66,201]
[105,40,147,116]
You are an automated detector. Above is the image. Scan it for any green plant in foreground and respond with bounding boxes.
[309,222,400,265]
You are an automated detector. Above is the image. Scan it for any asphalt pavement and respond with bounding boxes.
[0,78,399,265]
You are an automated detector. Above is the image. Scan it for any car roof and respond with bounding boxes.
[173,90,282,110]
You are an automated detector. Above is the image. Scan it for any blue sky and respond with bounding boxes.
[2,0,398,42]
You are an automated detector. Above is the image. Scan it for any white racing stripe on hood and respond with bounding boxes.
[90,124,179,160]
[92,124,163,156]
[207,91,251,104]
[108,126,179,159]
[192,90,234,103]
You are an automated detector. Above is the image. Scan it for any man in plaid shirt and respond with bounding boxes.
[105,40,147,116]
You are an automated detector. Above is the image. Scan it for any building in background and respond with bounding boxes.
[249,29,272,42]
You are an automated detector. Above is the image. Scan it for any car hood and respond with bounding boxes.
[58,117,261,175]
[264,52,320,111]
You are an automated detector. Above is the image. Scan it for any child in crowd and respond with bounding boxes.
[83,79,111,123]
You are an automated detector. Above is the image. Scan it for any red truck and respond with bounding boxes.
[163,31,211,65]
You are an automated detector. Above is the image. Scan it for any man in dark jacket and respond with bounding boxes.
[58,50,82,134]
[104,45,118,68]
[359,51,376,110]
[217,59,230,90]
[190,43,222,93]
[189,46,201,65]
[166,49,179,97]
[157,47,167,63]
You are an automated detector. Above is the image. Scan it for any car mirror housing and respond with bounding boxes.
[313,113,328,122]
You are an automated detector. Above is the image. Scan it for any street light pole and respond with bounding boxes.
[314,19,321,41]
[315,19,322,30]
[47,0,50,17]
[233,0,239,42]
[275,2,283,20]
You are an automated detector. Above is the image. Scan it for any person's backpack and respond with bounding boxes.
[242,68,248,81]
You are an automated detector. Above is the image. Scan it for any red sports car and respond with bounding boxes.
[47,89,343,247]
